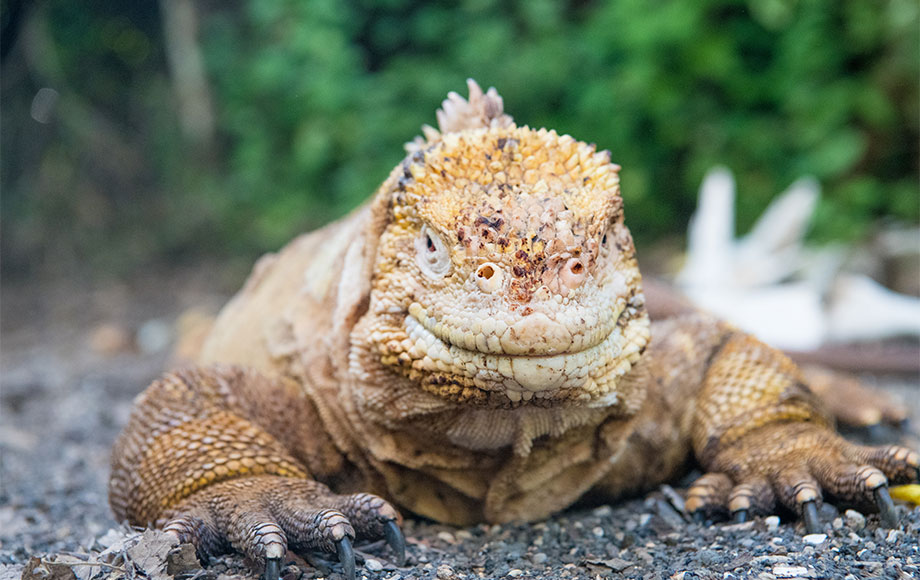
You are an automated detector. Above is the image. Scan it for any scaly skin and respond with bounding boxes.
[110,81,919,579]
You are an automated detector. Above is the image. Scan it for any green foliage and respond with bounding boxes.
[201,0,918,250]
[3,0,917,276]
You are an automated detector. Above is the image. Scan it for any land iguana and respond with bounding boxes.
[110,80,919,580]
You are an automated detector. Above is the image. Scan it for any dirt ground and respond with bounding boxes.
[2,265,918,580]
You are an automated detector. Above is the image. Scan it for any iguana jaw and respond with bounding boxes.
[401,299,648,404]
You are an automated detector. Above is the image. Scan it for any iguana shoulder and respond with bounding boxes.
[199,200,378,374]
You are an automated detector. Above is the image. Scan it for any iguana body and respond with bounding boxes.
[110,81,919,579]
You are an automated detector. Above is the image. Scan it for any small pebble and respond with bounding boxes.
[436,564,456,580]
[593,505,613,517]
[764,516,780,532]
[532,553,547,565]
[507,570,523,577]
[365,559,383,572]
[844,509,866,530]
[592,526,604,538]
[886,529,902,544]
[754,556,790,565]
[721,521,754,532]
[773,564,810,578]
[638,514,652,526]
[696,549,718,566]
[803,533,827,545]
[437,531,456,543]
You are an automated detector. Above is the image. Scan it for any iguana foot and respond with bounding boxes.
[160,476,405,580]
[686,423,919,533]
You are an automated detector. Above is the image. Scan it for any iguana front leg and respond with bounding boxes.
[686,328,919,532]
[109,366,405,580]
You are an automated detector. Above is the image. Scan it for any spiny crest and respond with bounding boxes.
[400,126,622,228]
[405,79,515,154]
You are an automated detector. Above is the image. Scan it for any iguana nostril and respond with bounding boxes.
[560,258,586,292]
[475,262,503,293]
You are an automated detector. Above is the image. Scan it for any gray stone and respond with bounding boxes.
[844,509,865,530]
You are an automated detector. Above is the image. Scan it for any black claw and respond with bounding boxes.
[691,510,705,524]
[262,558,281,580]
[731,509,749,524]
[383,520,406,566]
[801,500,821,534]
[874,486,898,528]
[336,536,356,580]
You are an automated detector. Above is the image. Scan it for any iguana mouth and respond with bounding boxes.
[402,300,648,402]
[407,301,618,357]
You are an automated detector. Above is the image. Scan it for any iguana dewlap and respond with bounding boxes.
[110,80,919,580]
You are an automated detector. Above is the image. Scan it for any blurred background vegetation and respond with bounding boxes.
[2,0,918,282]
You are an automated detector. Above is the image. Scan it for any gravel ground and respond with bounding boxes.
[2,270,918,580]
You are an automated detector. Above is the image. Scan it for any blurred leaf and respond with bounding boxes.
[2,0,917,278]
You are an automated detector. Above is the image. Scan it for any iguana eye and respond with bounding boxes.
[599,223,615,258]
[415,225,451,278]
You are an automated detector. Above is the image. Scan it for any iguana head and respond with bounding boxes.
[354,80,649,410]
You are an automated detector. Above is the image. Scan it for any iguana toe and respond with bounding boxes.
[685,472,731,521]
[162,509,228,563]
[773,469,824,531]
[727,478,775,519]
